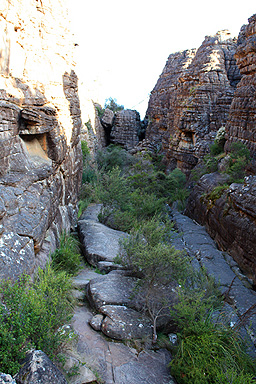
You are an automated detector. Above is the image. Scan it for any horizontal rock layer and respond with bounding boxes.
[146,30,240,174]
[225,14,256,159]
[0,0,82,280]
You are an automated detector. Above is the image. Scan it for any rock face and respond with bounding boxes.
[225,14,256,159]
[110,109,141,150]
[185,15,256,286]
[0,0,82,280]
[146,31,240,173]
[185,173,256,285]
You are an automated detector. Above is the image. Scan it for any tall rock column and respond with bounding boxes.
[225,14,256,159]
[0,0,83,280]
[146,31,240,174]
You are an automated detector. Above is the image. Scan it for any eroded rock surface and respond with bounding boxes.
[110,109,141,150]
[146,30,240,173]
[100,305,152,341]
[185,173,256,285]
[78,204,128,268]
[171,208,256,349]
[225,14,256,159]
[0,373,16,384]
[68,267,173,384]
[0,0,82,280]
[86,272,138,311]
[15,350,67,384]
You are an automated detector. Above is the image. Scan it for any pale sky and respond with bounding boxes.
[67,0,255,118]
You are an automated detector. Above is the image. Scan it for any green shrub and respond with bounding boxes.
[104,97,124,112]
[210,141,224,156]
[230,141,251,162]
[170,287,256,384]
[226,142,251,183]
[96,145,134,173]
[0,266,74,375]
[116,216,190,341]
[81,140,90,163]
[51,232,82,276]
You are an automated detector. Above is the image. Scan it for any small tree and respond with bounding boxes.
[104,97,124,112]
[116,217,191,342]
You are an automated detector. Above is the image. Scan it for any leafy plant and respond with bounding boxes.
[96,144,135,173]
[170,287,256,384]
[51,232,82,276]
[104,97,124,112]
[116,217,190,341]
[0,266,75,375]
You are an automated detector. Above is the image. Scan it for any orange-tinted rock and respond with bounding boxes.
[225,14,256,159]
[146,31,240,174]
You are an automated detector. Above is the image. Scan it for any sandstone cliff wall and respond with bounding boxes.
[146,31,240,174]
[185,15,256,285]
[0,0,83,280]
[225,14,256,158]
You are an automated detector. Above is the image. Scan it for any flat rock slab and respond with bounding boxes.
[86,272,137,310]
[70,305,173,384]
[100,305,152,341]
[72,265,100,290]
[172,209,256,349]
[78,205,128,267]
[109,343,173,384]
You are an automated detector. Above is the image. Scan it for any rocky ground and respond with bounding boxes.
[66,204,173,384]
[62,203,256,383]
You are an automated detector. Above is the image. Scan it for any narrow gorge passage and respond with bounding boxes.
[66,204,256,383]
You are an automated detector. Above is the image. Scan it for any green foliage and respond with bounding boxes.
[170,287,256,384]
[0,266,74,375]
[96,144,135,173]
[84,119,92,131]
[210,141,224,156]
[104,97,124,112]
[81,140,90,163]
[97,166,168,231]
[51,232,82,276]
[117,216,189,284]
[202,184,229,209]
[230,141,251,162]
[227,142,251,183]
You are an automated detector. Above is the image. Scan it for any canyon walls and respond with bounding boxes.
[146,31,240,174]
[146,14,256,284]
[185,15,256,284]
[0,0,83,280]
[225,14,256,158]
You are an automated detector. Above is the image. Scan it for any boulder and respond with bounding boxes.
[89,314,104,331]
[14,350,67,384]
[78,205,128,267]
[86,271,137,310]
[101,108,115,128]
[100,305,152,341]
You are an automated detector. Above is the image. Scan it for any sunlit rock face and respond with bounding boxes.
[146,31,240,174]
[0,0,83,280]
[185,15,256,285]
[225,14,256,159]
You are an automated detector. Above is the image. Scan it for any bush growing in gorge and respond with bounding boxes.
[0,266,75,375]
